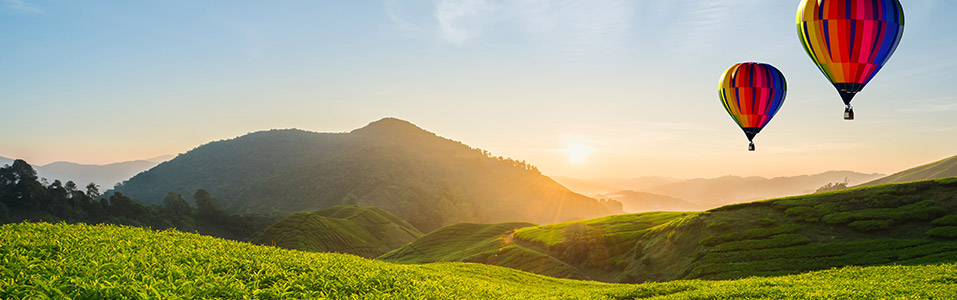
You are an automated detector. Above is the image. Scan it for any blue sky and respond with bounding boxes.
[1,0,955,178]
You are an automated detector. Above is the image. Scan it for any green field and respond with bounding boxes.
[3,222,957,299]
[250,205,422,258]
[383,177,957,283]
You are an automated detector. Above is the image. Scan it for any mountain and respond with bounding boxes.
[7,222,955,299]
[860,155,957,187]
[642,171,884,209]
[111,118,621,231]
[35,156,171,188]
[594,190,700,213]
[382,177,957,283]
[250,205,421,258]
[553,176,681,196]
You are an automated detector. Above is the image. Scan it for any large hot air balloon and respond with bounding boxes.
[797,0,904,120]
[719,62,787,151]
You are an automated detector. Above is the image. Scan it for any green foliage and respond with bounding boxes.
[251,206,422,258]
[111,120,618,232]
[932,215,957,226]
[699,224,799,246]
[710,234,812,252]
[3,222,957,299]
[0,161,279,241]
[848,220,892,232]
[926,226,957,239]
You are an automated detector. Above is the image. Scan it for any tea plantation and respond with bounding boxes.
[2,222,957,299]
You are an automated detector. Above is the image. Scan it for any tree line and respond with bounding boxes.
[0,159,280,241]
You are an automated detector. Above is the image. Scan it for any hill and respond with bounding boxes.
[383,177,957,283]
[249,205,422,258]
[377,222,590,279]
[643,171,884,209]
[36,157,169,189]
[110,118,621,231]
[595,190,700,213]
[861,155,957,186]
[3,222,955,299]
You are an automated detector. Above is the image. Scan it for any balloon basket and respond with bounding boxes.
[844,106,854,120]
[748,142,755,151]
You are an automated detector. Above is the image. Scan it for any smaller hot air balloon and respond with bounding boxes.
[719,62,787,151]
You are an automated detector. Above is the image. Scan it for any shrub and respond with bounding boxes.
[848,220,892,232]
[931,215,957,226]
[926,227,957,239]
[755,218,777,227]
[712,234,811,252]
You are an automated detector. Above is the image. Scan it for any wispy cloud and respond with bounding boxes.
[2,0,43,13]
[416,0,633,47]
[434,0,494,45]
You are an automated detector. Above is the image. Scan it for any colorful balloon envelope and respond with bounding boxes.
[719,63,787,151]
[797,0,904,120]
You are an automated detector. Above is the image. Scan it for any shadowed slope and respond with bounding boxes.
[250,205,421,258]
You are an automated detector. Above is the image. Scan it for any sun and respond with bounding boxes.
[560,138,596,164]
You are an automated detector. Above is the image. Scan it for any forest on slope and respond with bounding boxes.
[111,118,621,231]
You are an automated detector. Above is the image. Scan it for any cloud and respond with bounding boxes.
[422,0,634,47]
[434,0,494,45]
[2,0,43,13]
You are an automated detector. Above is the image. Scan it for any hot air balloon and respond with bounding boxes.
[719,62,787,151]
[797,0,904,120]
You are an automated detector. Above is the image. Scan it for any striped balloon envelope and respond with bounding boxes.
[719,62,787,151]
[797,0,904,120]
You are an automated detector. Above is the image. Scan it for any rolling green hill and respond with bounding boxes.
[384,177,957,283]
[249,205,422,258]
[110,118,620,231]
[861,155,957,186]
[378,222,589,279]
[3,222,956,299]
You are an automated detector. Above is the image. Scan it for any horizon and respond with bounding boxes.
[2,1,955,179]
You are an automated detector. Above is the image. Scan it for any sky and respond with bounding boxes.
[1,0,955,179]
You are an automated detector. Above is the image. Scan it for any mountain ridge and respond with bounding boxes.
[111,118,621,231]
[860,155,957,187]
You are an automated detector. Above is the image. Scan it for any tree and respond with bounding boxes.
[194,189,222,220]
[163,192,191,217]
[85,183,100,199]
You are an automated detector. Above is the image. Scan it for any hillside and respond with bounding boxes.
[3,222,955,299]
[643,171,884,209]
[595,190,700,213]
[110,118,620,231]
[377,222,590,279]
[861,155,957,186]
[250,205,422,258]
[384,178,957,283]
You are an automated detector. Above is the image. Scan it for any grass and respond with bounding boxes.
[382,177,957,283]
[249,205,422,258]
[3,222,957,299]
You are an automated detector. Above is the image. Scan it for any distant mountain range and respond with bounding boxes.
[595,190,701,212]
[859,155,957,187]
[0,155,172,188]
[110,118,621,231]
[556,171,885,212]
